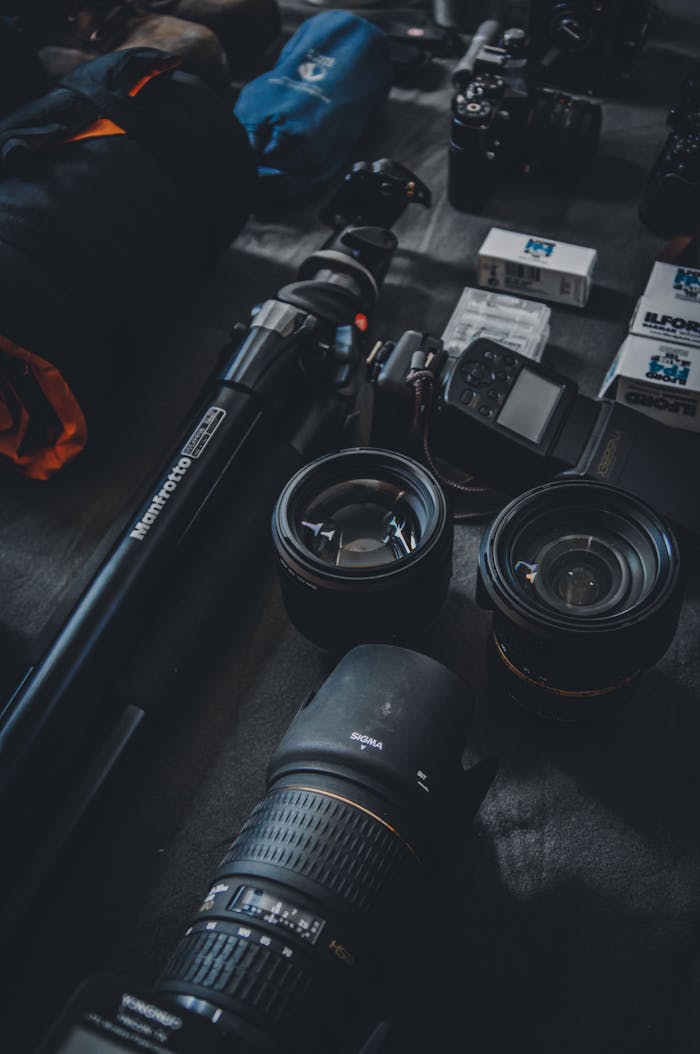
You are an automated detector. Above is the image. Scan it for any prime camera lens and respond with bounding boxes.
[272,448,452,648]
[477,481,683,722]
[158,645,478,1054]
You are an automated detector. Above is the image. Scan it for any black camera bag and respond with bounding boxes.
[0,47,256,478]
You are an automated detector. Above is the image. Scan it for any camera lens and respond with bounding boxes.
[533,535,627,611]
[159,645,478,1054]
[296,477,422,568]
[477,481,683,722]
[272,448,452,648]
[528,90,602,182]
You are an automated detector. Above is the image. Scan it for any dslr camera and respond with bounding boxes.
[639,64,700,238]
[529,0,654,96]
[448,20,602,213]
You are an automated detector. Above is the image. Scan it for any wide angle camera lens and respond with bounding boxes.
[272,448,452,648]
[477,480,683,722]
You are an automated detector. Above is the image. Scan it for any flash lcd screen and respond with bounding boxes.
[496,369,563,443]
[58,1027,132,1054]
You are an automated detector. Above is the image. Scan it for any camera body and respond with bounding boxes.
[639,65,700,238]
[529,0,654,96]
[369,330,700,539]
[448,24,602,213]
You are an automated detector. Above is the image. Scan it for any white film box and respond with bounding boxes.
[600,260,700,431]
[599,335,700,432]
[477,227,597,308]
[629,262,700,349]
[643,260,700,303]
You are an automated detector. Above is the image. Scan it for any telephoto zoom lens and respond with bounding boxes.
[271,448,452,648]
[477,480,683,722]
[158,645,486,1053]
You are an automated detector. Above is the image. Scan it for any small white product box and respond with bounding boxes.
[598,334,700,432]
[630,280,700,350]
[477,227,597,308]
[441,286,551,361]
[644,260,700,303]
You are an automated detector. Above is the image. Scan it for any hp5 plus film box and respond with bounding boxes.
[477,228,597,308]
[599,335,700,432]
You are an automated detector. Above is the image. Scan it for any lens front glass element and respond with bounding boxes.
[509,507,653,620]
[478,482,682,719]
[295,478,427,570]
[273,450,452,647]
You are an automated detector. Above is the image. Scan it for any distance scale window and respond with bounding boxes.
[228,886,325,943]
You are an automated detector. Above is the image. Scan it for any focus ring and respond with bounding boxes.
[217,787,420,920]
[161,923,331,1039]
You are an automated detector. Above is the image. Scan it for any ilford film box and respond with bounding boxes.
[599,335,700,432]
[630,265,700,349]
[477,227,597,308]
[643,260,700,303]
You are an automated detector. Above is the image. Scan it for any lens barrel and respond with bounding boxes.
[272,448,452,648]
[477,480,683,722]
[528,90,602,182]
[158,645,474,1053]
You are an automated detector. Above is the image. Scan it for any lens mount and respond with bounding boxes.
[477,480,683,720]
[272,449,452,648]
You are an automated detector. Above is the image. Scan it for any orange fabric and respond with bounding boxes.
[128,59,180,97]
[68,117,125,143]
[66,59,182,145]
[0,335,88,480]
[0,58,183,478]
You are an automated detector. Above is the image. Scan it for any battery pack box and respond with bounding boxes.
[441,286,551,361]
[599,334,700,432]
[477,227,597,308]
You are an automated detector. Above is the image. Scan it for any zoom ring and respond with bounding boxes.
[161,923,334,1040]
[217,787,420,920]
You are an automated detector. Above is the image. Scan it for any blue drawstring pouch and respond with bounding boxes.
[234,11,391,202]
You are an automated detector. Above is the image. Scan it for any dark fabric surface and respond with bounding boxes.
[1,3,700,1052]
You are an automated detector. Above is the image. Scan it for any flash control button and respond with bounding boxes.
[461,361,494,387]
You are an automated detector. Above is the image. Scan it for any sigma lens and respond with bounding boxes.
[158,645,478,1054]
[477,480,683,722]
[272,448,452,648]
